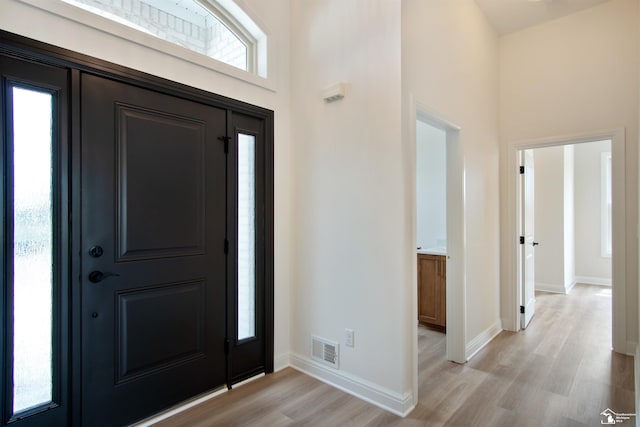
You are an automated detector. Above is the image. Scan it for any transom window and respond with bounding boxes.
[63,0,255,72]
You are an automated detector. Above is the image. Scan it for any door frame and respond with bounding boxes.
[0,29,274,426]
[503,128,626,353]
[409,94,466,405]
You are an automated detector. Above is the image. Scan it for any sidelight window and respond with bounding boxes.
[237,133,256,341]
[11,87,54,414]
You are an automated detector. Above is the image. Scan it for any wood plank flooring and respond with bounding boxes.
[153,284,634,426]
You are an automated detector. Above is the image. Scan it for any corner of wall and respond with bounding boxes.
[535,282,569,294]
[273,352,291,372]
[465,321,503,361]
[289,353,415,417]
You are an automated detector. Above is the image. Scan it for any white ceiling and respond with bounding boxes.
[474,0,612,35]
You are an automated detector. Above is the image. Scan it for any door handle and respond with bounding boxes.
[532,242,540,246]
[88,271,120,283]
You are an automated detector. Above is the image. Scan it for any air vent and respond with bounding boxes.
[311,336,339,369]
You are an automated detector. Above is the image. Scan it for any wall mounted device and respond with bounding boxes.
[322,83,346,103]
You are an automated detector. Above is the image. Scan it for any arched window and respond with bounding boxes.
[62,0,260,74]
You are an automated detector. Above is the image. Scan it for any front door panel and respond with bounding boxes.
[81,74,227,426]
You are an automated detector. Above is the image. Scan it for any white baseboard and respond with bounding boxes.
[289,353,415,417]
[574,276,612,287]
[535,281,568,294]
[465,321,502,361]
[274,352,291,372]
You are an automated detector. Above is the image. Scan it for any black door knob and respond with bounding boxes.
[88,271,120,283]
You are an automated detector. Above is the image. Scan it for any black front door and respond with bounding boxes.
[1,30,274,427]
[80,74,228,426]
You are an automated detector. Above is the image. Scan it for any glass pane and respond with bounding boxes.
[12,87,54,413]
[63,0,248,71]
[237,134,255,340]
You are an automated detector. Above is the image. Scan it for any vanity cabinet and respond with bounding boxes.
[417,254,446,329]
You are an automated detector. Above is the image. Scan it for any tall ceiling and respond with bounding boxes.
[474,0,612,35]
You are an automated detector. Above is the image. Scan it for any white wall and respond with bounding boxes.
[575,140,612,283]
[533,146,566,291]
[416,121,446,250]
[403,0,501,351]
[289,0,411,415]
[499,0,638,348]
[533,142,613,293]
[0,0,293,369]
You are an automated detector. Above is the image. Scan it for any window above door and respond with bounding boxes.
[63,0,255,72]
[18,0,270,87]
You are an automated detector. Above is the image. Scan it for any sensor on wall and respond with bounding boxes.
[322,83,346,103]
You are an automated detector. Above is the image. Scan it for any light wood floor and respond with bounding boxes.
[154,284,634,426]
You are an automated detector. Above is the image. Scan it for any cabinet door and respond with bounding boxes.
[418,255,441,326]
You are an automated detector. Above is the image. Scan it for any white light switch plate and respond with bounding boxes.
[344,329,354,347]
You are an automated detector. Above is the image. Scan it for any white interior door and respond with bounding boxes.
[521,150,536,329]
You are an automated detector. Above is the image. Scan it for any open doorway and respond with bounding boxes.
[411,100,466,409]
[416,121,447,331]
[520,141,612,333]
[511,131,624,352]
[413,105,466,369]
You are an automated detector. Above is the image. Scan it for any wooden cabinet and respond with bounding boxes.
[418,254,446,329]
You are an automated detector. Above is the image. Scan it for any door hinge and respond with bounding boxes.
[224,337,230,354]
[519,236,525,244]
[519,166,524,174]
[224,238,229,254]
[520,305,525,314]
[218,135,231,154]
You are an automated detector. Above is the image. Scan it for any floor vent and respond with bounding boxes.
[311,336,339,369]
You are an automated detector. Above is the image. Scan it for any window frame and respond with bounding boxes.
[203,0,258,73]
[1,55,70,427]
[17,0,271,90]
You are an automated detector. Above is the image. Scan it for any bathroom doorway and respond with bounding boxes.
[412,104,466,407]
[412,101,466,367]
[416,121,447,330]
